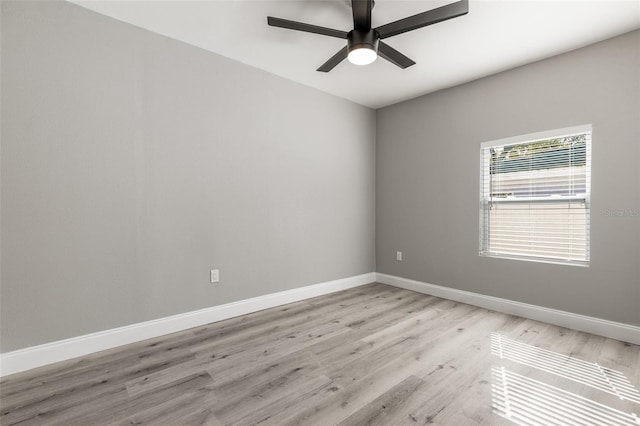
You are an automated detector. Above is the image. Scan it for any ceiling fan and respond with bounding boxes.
[267,0,468,72]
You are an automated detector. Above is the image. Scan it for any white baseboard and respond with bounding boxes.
[4,271,637,377]
[0,272,375,377]
[376,273,640,346]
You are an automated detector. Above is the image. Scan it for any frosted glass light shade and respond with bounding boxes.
[348,47,377,65]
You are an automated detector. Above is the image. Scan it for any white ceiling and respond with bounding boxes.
[70,0,640,109]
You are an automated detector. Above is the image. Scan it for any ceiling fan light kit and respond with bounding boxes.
[267,0,468,72]
[347,30,379,65]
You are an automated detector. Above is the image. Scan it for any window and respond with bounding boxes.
[479,125,591,266]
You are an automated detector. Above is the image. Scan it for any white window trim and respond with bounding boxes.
[480,124,593,149]
[479,124,592,267]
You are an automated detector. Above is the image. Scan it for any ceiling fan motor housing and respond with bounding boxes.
[347,29,379,54]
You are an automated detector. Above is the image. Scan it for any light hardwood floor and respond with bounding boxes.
[1,283,639,425]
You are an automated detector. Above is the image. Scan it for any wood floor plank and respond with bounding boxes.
[131,285,394,362]
[0,352,140,399]
[207,354,322,421]
[276,313,520,426]
[345,293,443,334]
[336,375,425,426]
[328,304,486,387]
[64,372,215,425]
[112,388,221,426]
[223,375,338,426]
[1,282,638,426]
[126,319,349,397]
[203,350,319,396]
[187,288,396,355]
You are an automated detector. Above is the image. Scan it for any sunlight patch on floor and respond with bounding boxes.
[491,333,640,404]
[492,367,640,426]
[490,333,640,426]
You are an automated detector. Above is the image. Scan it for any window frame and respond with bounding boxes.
[479,124,592,267]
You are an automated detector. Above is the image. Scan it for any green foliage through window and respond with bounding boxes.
[490,134,587,174]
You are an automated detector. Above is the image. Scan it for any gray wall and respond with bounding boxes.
[377,30,640,326]
[2,1,638,355]
[0,1,376,352]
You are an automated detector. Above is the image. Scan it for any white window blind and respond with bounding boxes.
[479,125,591,266]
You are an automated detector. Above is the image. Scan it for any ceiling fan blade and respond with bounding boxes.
[352,0,373,31]
[267,17,348,39]
[317,46,349,72]
[378,42,416,69]
[374,0,468,39]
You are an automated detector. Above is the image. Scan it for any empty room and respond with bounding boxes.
[1,0,639,424]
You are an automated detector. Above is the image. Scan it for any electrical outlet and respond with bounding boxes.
[396,251,403,261]
[210,269,219,283]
